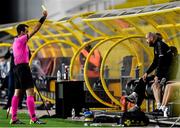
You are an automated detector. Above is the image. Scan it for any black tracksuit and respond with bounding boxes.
[134,39,172,106]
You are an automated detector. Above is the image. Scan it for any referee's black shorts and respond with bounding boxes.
[14,63,34,89]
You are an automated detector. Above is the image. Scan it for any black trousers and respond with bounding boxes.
[134,76,155,106]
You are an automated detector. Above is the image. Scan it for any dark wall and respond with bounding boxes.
[0,0,18,24]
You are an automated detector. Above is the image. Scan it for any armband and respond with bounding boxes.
[39,16,46,24]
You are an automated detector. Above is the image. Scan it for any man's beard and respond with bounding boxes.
[149,42,154,47]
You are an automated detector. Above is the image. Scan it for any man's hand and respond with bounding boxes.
[154,76,158,84]
[142,73,147,82]
[28,10,48,39]
[43,10,48,17]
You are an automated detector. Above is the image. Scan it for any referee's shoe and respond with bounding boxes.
[10,119,25,124]
[30,118,46,124]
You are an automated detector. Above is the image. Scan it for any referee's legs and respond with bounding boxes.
[11,89,21,121]
[26,88,37,122]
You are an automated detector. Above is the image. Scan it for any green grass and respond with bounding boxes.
[0,109,84,127]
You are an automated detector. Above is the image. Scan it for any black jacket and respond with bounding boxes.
[146,39,172,79]
[4,50,14,72]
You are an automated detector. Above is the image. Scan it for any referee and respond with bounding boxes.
[10,10,47,124]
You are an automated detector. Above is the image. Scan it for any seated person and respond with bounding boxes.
[80,44,102,89]
[159,82,180,117]
[125,32,173,112]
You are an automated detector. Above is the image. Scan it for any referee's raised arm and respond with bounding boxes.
[28,10,48,39]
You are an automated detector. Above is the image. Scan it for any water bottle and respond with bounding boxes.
[80,65,84,80]
[71,108,75,119]
[57,70,61,82]
[67,66,70,80]
[104,65,109,79]
[135,66,139,80]
[63,65,68,80]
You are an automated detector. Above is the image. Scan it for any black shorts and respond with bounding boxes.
[14,63,34,89]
